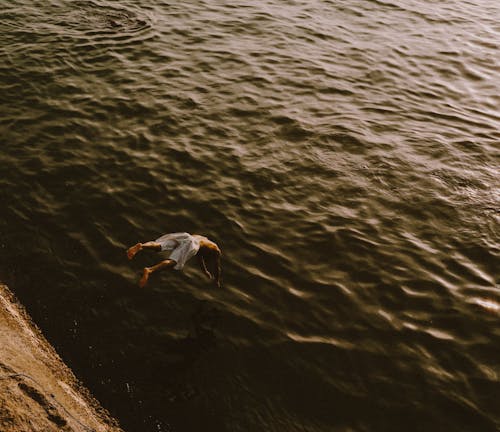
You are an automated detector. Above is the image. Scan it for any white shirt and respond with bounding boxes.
[154,232,200,270]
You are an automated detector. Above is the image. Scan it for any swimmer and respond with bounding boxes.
[127,232,221,288]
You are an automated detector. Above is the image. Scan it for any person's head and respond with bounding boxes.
[195,235,220,254]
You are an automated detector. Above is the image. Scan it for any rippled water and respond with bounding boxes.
[1,0,499,431]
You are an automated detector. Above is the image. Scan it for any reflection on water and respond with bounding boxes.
[473,298,500,312]
[0,0,499,431]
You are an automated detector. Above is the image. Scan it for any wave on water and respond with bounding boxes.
[0,0,499,431]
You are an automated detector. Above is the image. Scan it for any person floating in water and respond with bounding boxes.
[127,232,222,288]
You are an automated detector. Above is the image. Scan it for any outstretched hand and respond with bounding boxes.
[204,270,221,288]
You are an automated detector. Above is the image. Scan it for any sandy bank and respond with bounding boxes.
[0,283,124,432]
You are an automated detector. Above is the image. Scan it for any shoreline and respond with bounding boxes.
[0,283,124,432]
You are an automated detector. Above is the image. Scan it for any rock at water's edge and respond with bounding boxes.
[0,283,124,432]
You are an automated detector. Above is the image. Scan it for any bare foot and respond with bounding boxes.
[127,243,142,260]
[139,268,151,288]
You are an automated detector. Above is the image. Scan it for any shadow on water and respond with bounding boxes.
[79,290,226,432]
[100,299,226,432]
[1,250,224,432]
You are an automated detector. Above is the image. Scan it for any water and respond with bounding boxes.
[1,0,499,431]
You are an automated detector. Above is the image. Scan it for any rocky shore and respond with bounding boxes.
[0,283,123,432]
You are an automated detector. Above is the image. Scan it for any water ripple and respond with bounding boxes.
[1,0,499,431]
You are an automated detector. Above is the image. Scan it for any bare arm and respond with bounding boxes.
[212,250,222,288]
[197,254,212,279]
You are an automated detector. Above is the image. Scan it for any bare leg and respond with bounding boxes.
[139,259,177,288]
[127,241,162,260]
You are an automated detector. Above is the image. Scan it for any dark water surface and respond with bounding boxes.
[1,0,499,431]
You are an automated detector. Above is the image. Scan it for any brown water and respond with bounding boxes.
[0,1,499,431]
